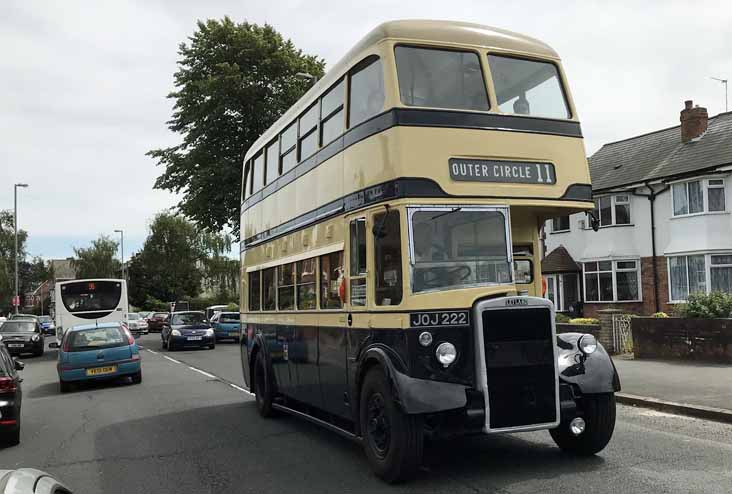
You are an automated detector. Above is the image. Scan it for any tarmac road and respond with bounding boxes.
[0,333,730,494]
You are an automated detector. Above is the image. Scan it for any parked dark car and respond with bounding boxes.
[0,344,24,447]
[0,320,44,357]
[162,311,215,351]
[146,312,169,333]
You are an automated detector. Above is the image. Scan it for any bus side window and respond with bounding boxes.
[374,210,402,306]
[249,271,261,311]
[262,267,276,311]
[349,219,367,307]
[320,251,344,309]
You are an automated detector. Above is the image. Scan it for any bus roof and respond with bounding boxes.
[245,19,558,161]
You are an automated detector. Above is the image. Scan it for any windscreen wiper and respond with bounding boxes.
[431,207,462,221]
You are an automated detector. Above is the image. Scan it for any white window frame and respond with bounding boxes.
[668,252,732,302]
[593,194,632,227]
[551,215,570,233]
[671,177,727,217]
[583,259,642,303]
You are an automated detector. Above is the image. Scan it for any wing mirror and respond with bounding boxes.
[49,342,60,349]
[13,358,25,371]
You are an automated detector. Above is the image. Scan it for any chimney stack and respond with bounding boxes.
[680,99,708,143]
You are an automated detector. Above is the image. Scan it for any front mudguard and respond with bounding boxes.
[557,332,621,394]
[354,346,468,417]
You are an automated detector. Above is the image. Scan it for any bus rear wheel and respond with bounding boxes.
[253,350,276,418]
[359,368,423,483]
[550,393,616,456]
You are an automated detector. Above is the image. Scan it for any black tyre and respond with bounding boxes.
[550,393,616,456]
[60,380,72,393]
[209,344,216,350]
[168,339,175,351]
[131,370,142,384]
[359,368,423,483]
[35,347,44,357]
[253,350,276,418]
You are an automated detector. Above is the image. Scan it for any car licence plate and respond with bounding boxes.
[8,343,24,348]
[86,366,116,376]
[187,336,202,341]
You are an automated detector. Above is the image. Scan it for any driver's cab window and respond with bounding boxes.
[373,210,402,306]
[349,218,367,307]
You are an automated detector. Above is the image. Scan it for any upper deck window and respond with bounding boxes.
[321,79,345,146]
[281,123,297,174]
[395,46,489,111]
[409,207,512,293]
[488,55,570,119]
[265,141,279,185]
[349,57,385,127]
[299,103,319,161]
[252,153,264,193]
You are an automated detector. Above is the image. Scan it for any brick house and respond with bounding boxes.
[544,100,732,317]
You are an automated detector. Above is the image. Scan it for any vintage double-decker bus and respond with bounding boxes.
[239,20,619,482]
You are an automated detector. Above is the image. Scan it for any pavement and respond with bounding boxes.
[612,356,732,422]
[0,333,730,493]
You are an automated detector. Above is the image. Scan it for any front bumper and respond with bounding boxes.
[59,360,141,382]
[171,335,215,347]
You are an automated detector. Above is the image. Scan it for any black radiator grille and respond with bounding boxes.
[482,307,557,429]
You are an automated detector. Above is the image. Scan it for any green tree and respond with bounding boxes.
[0,210,28,315]
[148,17,325,234]
[72,235,121,279]
[127,212,205,306]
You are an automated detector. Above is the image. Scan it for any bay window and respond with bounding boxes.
[672,178,726,216]
[710,255,732,293]
[584,260,640,302]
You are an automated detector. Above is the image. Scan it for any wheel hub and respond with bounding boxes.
[366,393,390,457]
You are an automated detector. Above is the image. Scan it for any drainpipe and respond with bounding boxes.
[633,183,670,313]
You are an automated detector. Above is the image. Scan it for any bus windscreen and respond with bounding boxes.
[61,281,122,313]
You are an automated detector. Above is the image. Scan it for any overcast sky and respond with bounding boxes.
[2,0,730,260]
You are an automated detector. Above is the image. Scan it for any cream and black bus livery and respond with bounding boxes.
[239,20,619,482]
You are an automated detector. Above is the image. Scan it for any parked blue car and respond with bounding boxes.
[51,322,141,393]
[210,311,241,342]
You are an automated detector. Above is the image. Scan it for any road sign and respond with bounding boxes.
[12,295,20,306]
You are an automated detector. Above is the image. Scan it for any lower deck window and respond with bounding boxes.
[278,263,295,310]
[262,268,276,310]
[320,251,344,309]
[297,258,316,310]
[249,271,261,311]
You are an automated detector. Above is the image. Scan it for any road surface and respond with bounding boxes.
[1,333,730,493]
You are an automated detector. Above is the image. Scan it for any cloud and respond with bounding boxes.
[2,0,730,258]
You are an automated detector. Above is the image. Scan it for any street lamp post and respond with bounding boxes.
[14,183,29,315]
[114,229,124,281]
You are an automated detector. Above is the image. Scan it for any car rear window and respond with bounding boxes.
[219,313,240,322]
[171,313,206,325]
[153,313,168,319]
[0,321,35,333]
[66,327,127,352]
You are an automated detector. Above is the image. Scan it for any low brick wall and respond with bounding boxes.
[632,317,732,363]
[556,323,601,336]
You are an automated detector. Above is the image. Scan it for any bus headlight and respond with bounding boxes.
[578,334,597,355]
[171,329,181,336]
[435,342,457,367]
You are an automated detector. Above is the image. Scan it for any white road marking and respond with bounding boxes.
[230,383,254,396]
[189,367,216,379]
[144,344,254,397]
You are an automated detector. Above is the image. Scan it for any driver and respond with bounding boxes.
[413,222,446,262]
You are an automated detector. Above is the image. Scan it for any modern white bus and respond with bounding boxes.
[54,279,129,342]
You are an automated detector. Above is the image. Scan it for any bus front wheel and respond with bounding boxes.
[550,393,616,456]
[359,367,423,483]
